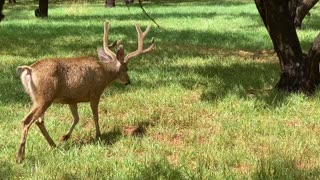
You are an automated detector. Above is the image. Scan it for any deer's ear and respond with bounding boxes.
[116,45,125,62]
[97,48,113,62]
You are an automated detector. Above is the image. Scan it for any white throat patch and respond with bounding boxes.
[116,61,121,70]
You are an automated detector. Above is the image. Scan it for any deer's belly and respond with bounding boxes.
[54,97,90,104]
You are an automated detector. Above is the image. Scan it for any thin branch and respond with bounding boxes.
[138,0,164,31]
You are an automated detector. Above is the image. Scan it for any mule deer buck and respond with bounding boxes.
[16,21,155,163]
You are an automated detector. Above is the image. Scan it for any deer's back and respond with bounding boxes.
[30,57,109,104]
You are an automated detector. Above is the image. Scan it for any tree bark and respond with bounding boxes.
[255,0,320,93]
[294,0,319,28]
[124,0,134,5]
[0,0,4,22]
[105,0,134,7]
[105,0,115,7]
[35,0,48,18]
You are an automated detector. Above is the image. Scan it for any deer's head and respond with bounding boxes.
[97,21,155,85]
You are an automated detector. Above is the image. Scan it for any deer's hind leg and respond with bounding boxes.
[35,114,56,147]
[16,102,52,163]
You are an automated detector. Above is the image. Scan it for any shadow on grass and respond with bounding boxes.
[0,79,23,104]
[0,0,265,57]
[80,127,123,146]
[0,20,266,58]
[133,159,185,179]
[252,156,320,179]
[145,0,251,5]
[69,119,153,147]
[298,14,320,50]
[0,61,30,105]
[0,0,289,108]
[0,161,16,179]
[0,51,290,108]
[127,59,292,108]
[122,120,156,137]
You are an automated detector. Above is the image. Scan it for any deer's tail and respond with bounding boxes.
[17,66,33,95]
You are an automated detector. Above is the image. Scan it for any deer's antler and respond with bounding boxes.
[124,24,155,63]
[103,21,117,61]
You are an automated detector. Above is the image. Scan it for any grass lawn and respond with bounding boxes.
[1,0,320,179]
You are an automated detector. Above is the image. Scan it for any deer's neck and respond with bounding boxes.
[102,61,120,83]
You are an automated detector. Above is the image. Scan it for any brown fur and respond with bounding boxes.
[16,21,154,164]
[16,56,127,163]
[27,57,119,104]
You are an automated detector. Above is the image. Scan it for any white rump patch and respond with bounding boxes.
[21,69,32,95]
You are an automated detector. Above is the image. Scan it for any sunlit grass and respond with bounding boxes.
[1,0,320,179]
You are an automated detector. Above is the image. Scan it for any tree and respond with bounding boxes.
[0,0,4,22]
[105,0,134,7]
[8,0,16,4]
[124,0,134,5]
[255,0,320,93]
[105,0,115,7]
[35,0,48,18]
[290,0,319,28]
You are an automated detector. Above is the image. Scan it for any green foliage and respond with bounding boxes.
[1,0,320,179]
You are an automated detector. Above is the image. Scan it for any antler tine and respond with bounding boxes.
[103,21,117,60]
[124,24,155,63]
[108,39,122,50]
[142,37,155,53]
[142,25,151,37]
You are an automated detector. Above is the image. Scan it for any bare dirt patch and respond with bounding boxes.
[285,119,302,128]
[202,48,277,63]
[122,125,145,136]
[82,119,94,132]
[153,133,185,147]
[296,159,318,170]
[167,153,179,166]
[234,163,251,174]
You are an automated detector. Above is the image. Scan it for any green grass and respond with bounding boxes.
[1,0,320,179]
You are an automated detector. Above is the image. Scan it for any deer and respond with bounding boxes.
[15,21,155,163]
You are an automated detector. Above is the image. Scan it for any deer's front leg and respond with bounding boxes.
[60,104,79,142]
[90,99,101,139]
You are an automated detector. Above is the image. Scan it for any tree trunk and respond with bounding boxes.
[294,0,319,28]
[105,0,115,7]
[124,0,134,5]
[255,0,320,93]
[35,0,48,18]
[8,0,16,4]
[0,0,4,22]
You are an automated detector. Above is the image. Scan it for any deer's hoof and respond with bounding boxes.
[95,133,101,139]
[16,156,24,164]
[60,134,70,142]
